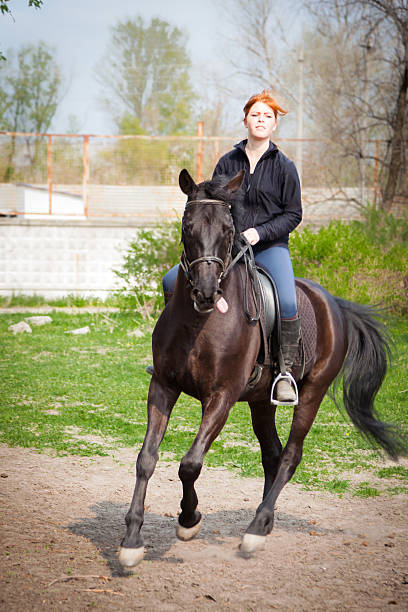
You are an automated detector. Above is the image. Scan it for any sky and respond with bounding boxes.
[1,0,236,134]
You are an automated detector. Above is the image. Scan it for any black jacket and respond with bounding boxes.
[212,140,302,250]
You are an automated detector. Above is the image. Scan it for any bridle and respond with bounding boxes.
[180,197,261,321]
[180,199,234,286]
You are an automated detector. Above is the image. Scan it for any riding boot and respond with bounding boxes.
[146,291,174,376]
[275,316,301,403]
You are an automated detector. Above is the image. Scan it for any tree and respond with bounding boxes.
[0,0,42,13]
[305,0,408,210]
[0,41,62,180]
[0,41,62,133]
[1,0,43,61]
[96,16,195,135]
[216,0,301,109]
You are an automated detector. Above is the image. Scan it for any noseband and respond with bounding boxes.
[180,199,234,286]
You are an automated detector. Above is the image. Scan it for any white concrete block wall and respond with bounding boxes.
[0,220,142,298]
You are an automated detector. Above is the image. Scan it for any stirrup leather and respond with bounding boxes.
[270,372,299,406]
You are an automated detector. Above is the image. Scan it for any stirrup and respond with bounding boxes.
[270,372,299,406]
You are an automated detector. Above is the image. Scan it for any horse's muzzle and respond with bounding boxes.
[191,287,223,313]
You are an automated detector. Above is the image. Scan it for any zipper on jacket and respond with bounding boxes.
[248,163,262,228]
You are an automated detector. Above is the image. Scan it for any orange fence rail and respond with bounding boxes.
[0,124,388,218]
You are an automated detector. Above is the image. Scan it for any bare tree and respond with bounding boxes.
[216,0,302,106]
[214,0,317,186]
[306,0,408,210]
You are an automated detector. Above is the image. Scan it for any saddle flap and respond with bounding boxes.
[256,266,280,349]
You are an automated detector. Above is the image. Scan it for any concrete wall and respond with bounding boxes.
[0,219,143,298]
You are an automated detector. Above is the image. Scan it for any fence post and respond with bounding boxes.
[83,135,90,217]
[213,138,219,170]
[47,135,53,215]
[196,121,204,182]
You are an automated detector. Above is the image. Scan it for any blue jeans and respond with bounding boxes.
[162,245,297,319]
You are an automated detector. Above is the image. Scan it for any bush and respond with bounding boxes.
[290,208,408,315]
[113,218,182,317]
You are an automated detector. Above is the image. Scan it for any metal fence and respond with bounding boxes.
[0,124,388,219]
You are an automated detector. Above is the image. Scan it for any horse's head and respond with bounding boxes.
[179,168,245,313]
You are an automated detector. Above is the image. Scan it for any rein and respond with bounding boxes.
[233,238,262,323]
[181,197,261,322]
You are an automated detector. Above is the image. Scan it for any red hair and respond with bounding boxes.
[243,90,288,120]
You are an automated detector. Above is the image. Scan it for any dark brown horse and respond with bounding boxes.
[119,169,404,567]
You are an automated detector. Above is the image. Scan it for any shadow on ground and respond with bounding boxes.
[67,500,340,577]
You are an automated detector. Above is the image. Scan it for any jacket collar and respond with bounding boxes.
[234,139,278,159]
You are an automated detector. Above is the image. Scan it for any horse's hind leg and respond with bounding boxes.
[119,380,179,568]
[241,384,326,554]
[249,400,282,500]
[176,392,233,541]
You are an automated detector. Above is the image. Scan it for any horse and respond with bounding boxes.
[119,169,404,568]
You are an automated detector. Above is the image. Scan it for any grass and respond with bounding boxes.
[1,309,407,497]
[0,293,119,308]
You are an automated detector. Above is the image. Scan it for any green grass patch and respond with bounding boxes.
[0,293,119,309]
[1,310,407,497]
[385,486,408,496]
[353,483,381,498]
[376,466,408,481]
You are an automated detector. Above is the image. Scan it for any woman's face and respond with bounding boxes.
[244,101,277,140]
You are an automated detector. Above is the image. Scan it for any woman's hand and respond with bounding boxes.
[242,228,260,246]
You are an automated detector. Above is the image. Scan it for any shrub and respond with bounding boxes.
[113,218,182,317]
[290,209,408,315]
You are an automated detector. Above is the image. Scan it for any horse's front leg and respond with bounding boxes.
[119,378,180,568]
[176,391,232,541]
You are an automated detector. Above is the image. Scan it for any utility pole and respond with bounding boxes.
[361,40,372,206]
[296,44,304,186]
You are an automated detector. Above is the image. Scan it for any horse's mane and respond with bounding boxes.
[200,174,245,252]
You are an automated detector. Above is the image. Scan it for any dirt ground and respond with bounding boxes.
[1,444,407,611]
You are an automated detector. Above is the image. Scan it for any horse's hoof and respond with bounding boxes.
[118,546,145,568]
[176,518,202,541]
[240,533,266,554]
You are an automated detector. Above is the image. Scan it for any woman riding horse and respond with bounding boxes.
[161,90,302,404]
[120,166,405,568]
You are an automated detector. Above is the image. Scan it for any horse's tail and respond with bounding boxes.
[332,297,406,460]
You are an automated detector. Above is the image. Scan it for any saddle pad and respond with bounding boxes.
[293,285,317,376]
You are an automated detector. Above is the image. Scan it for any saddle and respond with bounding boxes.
[245,266,317,390]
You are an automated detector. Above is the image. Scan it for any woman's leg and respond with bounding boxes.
[254,246,300,403]
[162,264,180,295]
[254,246,297,319]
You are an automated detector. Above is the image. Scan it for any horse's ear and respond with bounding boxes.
[225,170,245,193]
[179,169,197,196]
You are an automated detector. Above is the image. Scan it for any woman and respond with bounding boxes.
[162,90,302,404]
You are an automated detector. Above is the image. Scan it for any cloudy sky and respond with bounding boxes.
[1,0,233,134]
